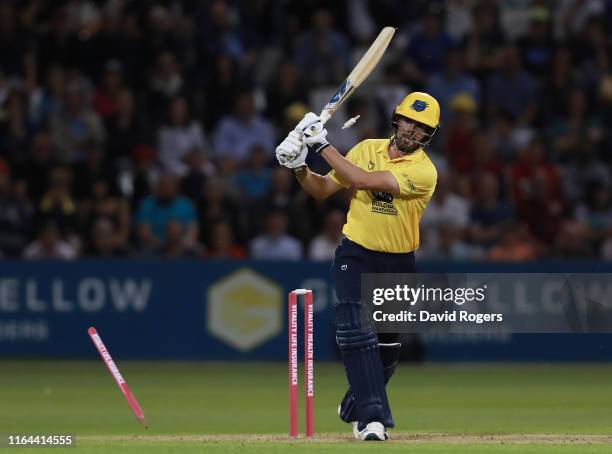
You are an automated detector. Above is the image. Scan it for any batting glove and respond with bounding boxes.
[295,112,320,132]
[276,131,308,169]
[303,117,329,154]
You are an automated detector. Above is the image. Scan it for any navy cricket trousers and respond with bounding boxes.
[331,237,415,429]
[332,237,416,301]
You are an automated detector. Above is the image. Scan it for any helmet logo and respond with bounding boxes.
[410,100,428,112]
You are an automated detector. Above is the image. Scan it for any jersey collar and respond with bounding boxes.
[378,138,423,162]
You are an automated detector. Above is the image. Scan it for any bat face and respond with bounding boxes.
[325,79,350,109]
[323,80,355,121]
[319,27,395,124]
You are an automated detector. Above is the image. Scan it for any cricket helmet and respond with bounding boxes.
[393,92,440,128]
[391,92,440,151]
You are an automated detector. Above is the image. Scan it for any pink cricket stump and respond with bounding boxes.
[88,327,148,428]
[288,292,299,437]
[288,289,314,438]
[304,291,314,437]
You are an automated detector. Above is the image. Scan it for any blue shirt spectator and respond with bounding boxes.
[136,174,198,246]
[249,211,302,261]
[486,46,539,125]
[405,6,455,83]
[213,92,276,162]
[294,9,350,85]
[426,47,480,120]
[237,145,272,199]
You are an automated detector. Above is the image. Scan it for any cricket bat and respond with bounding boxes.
[319,26,396,125]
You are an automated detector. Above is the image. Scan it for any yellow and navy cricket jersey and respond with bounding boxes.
[327,138,437,253]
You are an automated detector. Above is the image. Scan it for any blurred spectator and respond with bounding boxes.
[29,65,66,129]
[159,97,208,176]
[204,221,246,259]
[250,210,302,261]
[17,132,54,200]
[308,210,345,261]
[264,167,297,212]
[553,220,594,258]
[469,173,512,248]
[24,222,77,260]
[561,147,610,208]
[160,221,201,258]
[136,174,198,250]
[404,2,454,86]
[0,1,610,262]
[213,90,276,162]
[545,47,577,115]
[600,75,612,152]
[487,112,521,163]
[426,46,480,119]
[445,0,473,41]
[129,144,160,207]
[180,148,215,201]
[265,61,309,126]
[149,51,184,120]
[198,0,246,62]
[444,93,479,173]
[72,142,114,199]
[557,0,606,38]
[105,88,148,162]
[0,3,25,76]
[486,46,539,127]
[198,177,244,246]
[517,6,555,78]
[38,166,77,234]
[237,146,272,200]
[572,16,609,76]
[548,87,603,161]
[574,182,612,241]
[510,138,565,245]
[145,5,180,60]
[488,223,540,261]
[463,0,506,77]
[601,232,612,259]
[418,224,485,260]
[86,217,127,257]
[0,163,32,256]
[375,64,411,126]
[50,81,106,163]
[420,173,469,250]
[249,167,310,240]
[216,156,242,201]
[470,132,503,183]
[78,178,130,252]
[344,96,379,142]
[295,9,350,85]
[93,60,125,119]
[204,56,241,128]
[0,89,28,161]
[510,137,562,210]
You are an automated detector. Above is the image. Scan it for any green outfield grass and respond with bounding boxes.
[1,361,612,453]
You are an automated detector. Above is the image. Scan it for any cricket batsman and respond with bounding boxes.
[275,92,439,441]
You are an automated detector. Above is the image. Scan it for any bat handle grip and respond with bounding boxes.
[319,110,331,125]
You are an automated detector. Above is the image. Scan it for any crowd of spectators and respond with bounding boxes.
[0,0,611,261]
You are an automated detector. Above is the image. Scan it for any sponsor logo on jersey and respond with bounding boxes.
[371,191,397,215]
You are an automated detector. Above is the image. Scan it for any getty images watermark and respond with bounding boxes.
[371,282,499,324]
[361,273,612,334]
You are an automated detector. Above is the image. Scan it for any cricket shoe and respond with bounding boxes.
[357,422,389,441]
[338,403,360,439]
[338,405,389,441]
